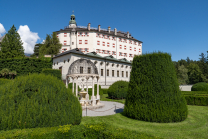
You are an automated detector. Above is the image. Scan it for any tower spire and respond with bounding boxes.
[69,11,77,28]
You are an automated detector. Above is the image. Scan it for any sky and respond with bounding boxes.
[0,0,208,62]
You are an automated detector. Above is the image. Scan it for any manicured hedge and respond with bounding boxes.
[42,68,61,80]
[0,57,52,79]
[0,73,82,131]
[0,78,12,86]
[108,81,129,99]
[88,84,103,96]
[182,91,208,106]
[191,82,208,91]
[184,96,208,106]
[124,51,188,123]
[0,122,161,139]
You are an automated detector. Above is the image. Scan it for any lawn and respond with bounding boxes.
[81,105,208,139]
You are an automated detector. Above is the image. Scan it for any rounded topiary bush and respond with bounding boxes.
[124,51,188,123]
[0,73,82,131]
[191,82,208,91]
[108,81,129,99]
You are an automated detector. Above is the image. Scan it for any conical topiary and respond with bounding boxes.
[0,73,82,131]
[124,51,188,123]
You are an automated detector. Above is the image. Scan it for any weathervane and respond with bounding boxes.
[72,10,74,14]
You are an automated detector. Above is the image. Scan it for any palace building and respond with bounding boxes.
[52,13,143,88]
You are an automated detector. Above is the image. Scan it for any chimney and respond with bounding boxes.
[98,25,100,32]
[114,28,117,35]
[127,31,129,38]
[87,23,91,30]
[108,26,111,33]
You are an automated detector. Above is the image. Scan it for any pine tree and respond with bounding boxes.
[0,25,25,59]
[39,32,62,57]
[30,43,43,57]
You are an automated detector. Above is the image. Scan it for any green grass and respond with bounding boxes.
[100,94,125,104]
[81,105,208,139]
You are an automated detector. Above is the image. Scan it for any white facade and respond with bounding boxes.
[56,14,143,62]
[52,49,132,88]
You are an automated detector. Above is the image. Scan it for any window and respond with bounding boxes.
[68,59,69,62]
[124,53,127,57]
[102,50,105,54]
[88,67,91,74]
[134,47,136,51]
[112,51,116,55]
[101,69,103,76]
[112,70,114,77]
[130,46,132,51]
[97,41,100,45]
[119,52,123,56]
[57,62,58,64]
[103,42,105,46]
[107,42,109,47]
[120,45,122,49]
[122,71,124,77]
[112,43,115,48]
[107,69,109,76]
[64,33,67,37]
[64,60,66,63]
[117,70,119,77]
[126,71,128,77]
[54,63,55,65]
[80,67,83,74]
[64,41,67,45]
[124,45,126,50]
[72,42,74,45]
[107,50,110,55]
[85,40,88,44]
[79,40,82,44]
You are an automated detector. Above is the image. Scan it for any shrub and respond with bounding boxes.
[124,51,188,123]
[42,68,62,80]
[0,73,82,131]
[0,78,12,86]
[107,81,129,99]
[191,82,208,91]
[102,88,108,94]
[88,84,103,96]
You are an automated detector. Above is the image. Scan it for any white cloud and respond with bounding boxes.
[17,25,40,54]
[0,23,6,37]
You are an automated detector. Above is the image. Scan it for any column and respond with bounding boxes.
[92,76,94,97]
[72,77,74,94]
[66,76,68,88]
[86,77,89,93]
[97,76,99,99]
[76,77,78,97]
[85,77,89,100]
[92,76,95,106]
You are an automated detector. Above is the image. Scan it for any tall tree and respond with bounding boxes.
[0,25,25,59]
[186,57,192,65]
[39,32,62,57]
[30,43,43,57]
[199,53,207,63]
[187,63,208,84]
[177,65,189,85]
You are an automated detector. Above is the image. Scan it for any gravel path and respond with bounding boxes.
[82,101,124,117]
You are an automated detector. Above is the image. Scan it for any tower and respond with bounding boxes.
[69,12,77,28]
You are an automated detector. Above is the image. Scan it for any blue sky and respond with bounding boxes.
[0,0,208,62]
